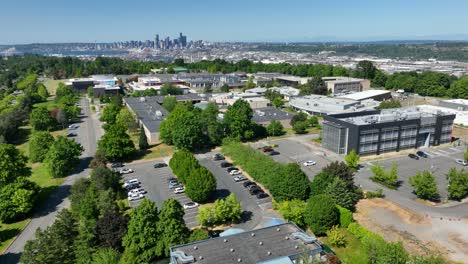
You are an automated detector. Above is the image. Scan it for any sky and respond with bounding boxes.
[1,0,468,44]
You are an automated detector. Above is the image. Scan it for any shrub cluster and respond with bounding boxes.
[169,149,216,203]
[221,140,310,202]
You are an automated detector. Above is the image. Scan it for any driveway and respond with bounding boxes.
[1,98,103,264]
[121,161,199,228]
[196,152,282,230]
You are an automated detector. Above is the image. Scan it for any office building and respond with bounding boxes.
[128,75,190,94]
[170,223,324,264]
[322,77,370,95]
[337,89,392,102]
[289,95,378,116]
[322,106,455,155]
[65,74,120,97]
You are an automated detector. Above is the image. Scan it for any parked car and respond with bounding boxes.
[262,148,274,153]
[123,179,140,188]
[249,188,263,195]
[174,187,185,194]
[234,175,247,182]
[119,168,134,174]
[229,170,242,176]
[124,183,139,190]
[153,163,167,168]
[256,192,269,199]
[67,132,77,137]
[68,124,79,130]
[128,193,144,201]
[128,188,146,196]
[169,181,182,189]
[416,151,428,158]
[226,167,239,172]
[220,162,232,168]
[111,162,124,168]
[247,185,261,191]
[183,202,199,209]
[303,160,317,166]
[455,159,468,166]
[268,151,280,156]
[243,181,256,188]
[212,153,225,161]
[408,154,419,160]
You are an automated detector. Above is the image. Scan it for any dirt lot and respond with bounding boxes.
[354,199,468,263]
[452,126,468,142]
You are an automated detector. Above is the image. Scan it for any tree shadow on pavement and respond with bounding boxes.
[0,252,21,264]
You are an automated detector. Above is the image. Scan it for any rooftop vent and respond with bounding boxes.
[230,248,235,252]
[276,228,281,232]
[267,251,272,256]
[224,239,228,243]
[199,256,203,260]
[237,258,242,262]
[290,232,317,244]
[193,246,198,250]
[259,242,263,246]
[170,250,195,264]
[251,233,255,237]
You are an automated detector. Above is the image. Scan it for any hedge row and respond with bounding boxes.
[169,149,216,203]
[221,140,310,202]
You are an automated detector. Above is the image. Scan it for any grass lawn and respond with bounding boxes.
[129,131,174,161]
[42,79,64,96]
[33,100,59,110]
[321,228,368,264]
[0,219,31,253]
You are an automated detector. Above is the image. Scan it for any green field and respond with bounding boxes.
[321,228,368,264]
[129,131,174,161]
[42,79,64,96]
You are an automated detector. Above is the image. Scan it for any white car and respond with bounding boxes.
[234,175,247,182]
[128,193,144,201]
[128,188,146,196]
[119,168,134,174]
[183,202,199,209]
[455,159,468,166]
[229,170,242,176]
[174,187,185,194]
[68,124,78,130]
[123,179,139,188]
[303,160,317,166]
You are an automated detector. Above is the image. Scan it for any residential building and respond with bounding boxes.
[322,77,370,95]
[170,223,324,264]
[289,95,378,116]
[322,106,455,155]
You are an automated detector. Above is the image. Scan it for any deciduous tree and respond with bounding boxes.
[409,170,439,201]
[95,209,128,250]
[30,106,55,131]
[29,131,55,163]
[98,124,135,161]
[44,136,83,178]
[267,120,284,136]
[0,143,31,185]
[157,198,189,256]
[344,149,360,170]
[446,168,468,200]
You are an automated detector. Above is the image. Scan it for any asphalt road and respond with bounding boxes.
[121,161,199,228]
[196,151,282,230]
[1,98,103,263]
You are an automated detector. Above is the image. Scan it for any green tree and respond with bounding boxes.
[0,178,39,222]
[37,83,49,101]
[304,194,339,236]
[92,248,121,264]
[160,84,183,95]
[322,161,355,188]
[30,106,55,131]
[21,209,78,264]
[448,77,468,99]
[197,204,217,227]
[301,77,328,95]
[372,70,388,87]
[87,86,94,98]
[0,143,31,185]
[185,166,216,203]
[267,120,285,136]
[95,209,129,250]
[90,166,121,193]
[171,110,206,150]
[354,60,377,79]
[162,96,177,112]
[271,163,310,201]
[344,149,360,170]
[29,131,55,163]
[310,172,333,196]
[138,126,149,150]
[272,97,284,108]
[337,205,353,228]
[245,76,255,89]
[116,107,138,132]
[325,177,360,210]
[293,121,308,134]
[121,199,161,263]
[308,115,319,127]
[44,136,83,178]
[220,83,230,92]
[446,168,468,200]
[290,112,308,126]
[276,199,307,227]
[98,124,135,161]
[55,84,75,100]
[326,226,346,247]
[464,146,468,161]
[370,162,399,187]
[100,103,121,125]
[74,218,97,264]
[224,99,254,140]
[188,229,210,242]
[409,171,439,201]
[90,150,108,169]
[378,99,402,109]
[157,198,189,257]
[214,193,243,224]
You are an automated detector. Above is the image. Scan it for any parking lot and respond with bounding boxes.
[356,145,467,202]
[120,160,199,228]
[196,152,282,230]
[251,138,336,180]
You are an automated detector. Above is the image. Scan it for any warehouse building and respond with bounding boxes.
[322,106,455,155]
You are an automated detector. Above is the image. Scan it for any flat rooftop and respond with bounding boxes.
[252,107,294,123]
[322,76,365,84]
[338,106,452,126]
[170,223,322,264]
[123,97,169,133]
[443,99,468,106]
[338,90,391,101]
[289,95,365,114]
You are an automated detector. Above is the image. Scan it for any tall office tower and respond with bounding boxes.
[179,32,187,47]
[155,34,160,49]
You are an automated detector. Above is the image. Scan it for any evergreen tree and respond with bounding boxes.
[157,199,189,257]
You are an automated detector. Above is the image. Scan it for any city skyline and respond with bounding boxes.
[1,0,468,44]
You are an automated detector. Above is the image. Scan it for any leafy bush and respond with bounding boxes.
[366,188,385,198]
[276,199,306,227]
[221,140,310,202]
[304,194,339,235]
[337,205,353,228]
[370,162,399,188]
[326,226,346,247]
